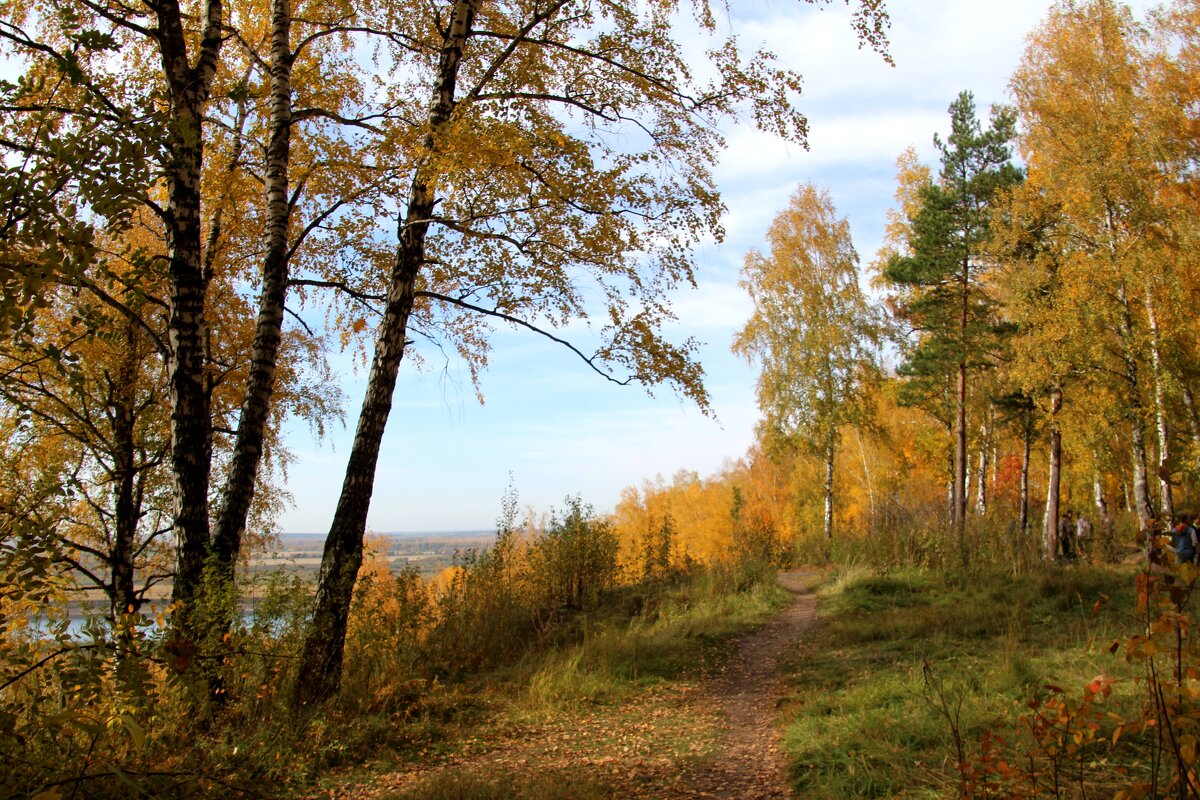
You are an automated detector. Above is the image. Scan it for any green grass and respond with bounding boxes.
[780,564,1145,799]
[513,577,790,711]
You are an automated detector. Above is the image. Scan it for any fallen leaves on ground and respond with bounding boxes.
[314,572,818,800]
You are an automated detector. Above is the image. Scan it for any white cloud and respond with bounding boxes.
[279,0,1166,532]
[668,279,753,332]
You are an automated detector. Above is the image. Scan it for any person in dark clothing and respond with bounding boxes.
[1173,512,1198,564]
[1059,509,1076,561]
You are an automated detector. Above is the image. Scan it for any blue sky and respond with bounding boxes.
[276,0,1160,534]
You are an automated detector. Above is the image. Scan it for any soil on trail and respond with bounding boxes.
[682,570,818,799]
[320,571,819,800]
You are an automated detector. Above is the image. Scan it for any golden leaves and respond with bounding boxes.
[735,183,880,455]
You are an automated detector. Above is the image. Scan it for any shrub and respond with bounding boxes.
[529,496,620,614]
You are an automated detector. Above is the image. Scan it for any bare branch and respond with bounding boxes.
[288,278,384,318]
[58,552,110,594]
[291,107,386,134]
[71,277,169,357]
[284,305,317,337]
[417,290,634,386]
[291,22,428,59]
[460,0,571,104]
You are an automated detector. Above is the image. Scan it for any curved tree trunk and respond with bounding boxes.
[212,0,294,577]
[293,0,480,708]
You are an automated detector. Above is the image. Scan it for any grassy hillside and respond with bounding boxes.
[780,565,1164,798]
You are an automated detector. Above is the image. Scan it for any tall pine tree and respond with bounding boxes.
[885,91,1022,565]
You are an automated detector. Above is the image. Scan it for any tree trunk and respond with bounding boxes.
[1092,456,1108,519]
[1043,386,1062,561]
[823,436,835,543]
[110,320,140,628]
[155,0,224,624]
[965,444,974,518]
[1144,284,1173,520]
[1092,463,1113,561]
[293,0,479,708]
[1020,420,1031,539]
[954,251,968,566]
[853,428,875,525]
[212,0,293,577]
[1129,413,1155,528]
[992,441,999,493]
[954,361,967,566]
[1182,384,1200,471]
[975,417,989,515]
[946,464,954,527]
[1112,235,1153,530]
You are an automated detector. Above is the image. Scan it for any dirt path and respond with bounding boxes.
[681,570,819,799]
[318,571,820,799]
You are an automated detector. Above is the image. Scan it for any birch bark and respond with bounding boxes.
[1143,283,1173,519]
[1043,386,1063,560]
[1116,280,1155,529]
[294,0,480,706]
[154,0,224,616]
[822,435,835,543]
[211,0,294,575]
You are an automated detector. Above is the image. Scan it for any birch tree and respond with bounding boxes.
[0,0,368,646]
[733,183,881,548]
[1009,0,1169,530]
[293,0,892,705]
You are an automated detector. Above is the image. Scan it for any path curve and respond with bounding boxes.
[314,571,821,799]
[680,570,819,799]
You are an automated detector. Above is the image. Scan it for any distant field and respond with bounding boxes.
[63,531,499,616]
[253,530,498,579]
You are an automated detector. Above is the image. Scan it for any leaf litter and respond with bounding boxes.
[315,572,819,800]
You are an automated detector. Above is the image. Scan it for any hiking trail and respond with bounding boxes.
[318,571,819,799]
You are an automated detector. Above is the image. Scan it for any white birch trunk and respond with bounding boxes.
[155,0,224,618]
[854,428,875,524]
[1043,387,1063,561]
[1144,284,1173,520]
[1182,385,1200,471]
[975,418,989,515]
[212,0,294,574]
[823,438,835,543]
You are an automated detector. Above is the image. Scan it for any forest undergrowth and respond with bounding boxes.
[8,492,1198,800]
[0,496,790,800]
